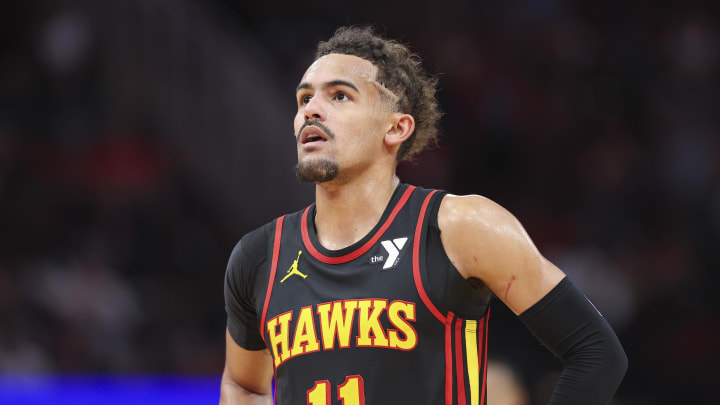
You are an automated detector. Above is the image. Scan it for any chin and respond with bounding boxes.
[295,157,340,183]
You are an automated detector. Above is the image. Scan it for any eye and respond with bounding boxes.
[299,94,312,105]
[333,92,350,102]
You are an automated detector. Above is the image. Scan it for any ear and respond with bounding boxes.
[384,113,415,148]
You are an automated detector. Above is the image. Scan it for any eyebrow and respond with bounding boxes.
[296,79,361,94]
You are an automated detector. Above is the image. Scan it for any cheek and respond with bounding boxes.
[293,114,304,135]
[364,116,390,146]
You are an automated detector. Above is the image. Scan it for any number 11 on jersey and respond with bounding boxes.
[307,375,365,405]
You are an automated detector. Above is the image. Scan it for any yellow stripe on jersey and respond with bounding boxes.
[464,320,479,405]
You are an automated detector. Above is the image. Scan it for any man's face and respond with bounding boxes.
[294,53,393,183]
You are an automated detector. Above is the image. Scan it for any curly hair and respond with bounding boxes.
[315,26,442,162]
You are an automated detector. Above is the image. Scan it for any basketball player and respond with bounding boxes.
[220,27,627,405]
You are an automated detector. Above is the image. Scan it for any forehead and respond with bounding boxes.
[300,53,378,87]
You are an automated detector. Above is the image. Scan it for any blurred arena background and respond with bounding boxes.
[1,0,718,404]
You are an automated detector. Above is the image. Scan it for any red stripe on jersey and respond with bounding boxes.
[445,312,454,405]
[479,309,490,405]
[455,317,467,405]
[260,215,285,347]
[301,186,416,264]
[412,190,446,323]
[357,375,366,405]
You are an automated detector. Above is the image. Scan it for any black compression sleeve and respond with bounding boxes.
[519,277,628,404]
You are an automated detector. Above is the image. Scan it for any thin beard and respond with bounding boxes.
[295,159,339,183]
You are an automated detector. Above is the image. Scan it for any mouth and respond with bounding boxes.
[300,126,329,146]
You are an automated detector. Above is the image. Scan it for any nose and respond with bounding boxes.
[303,95,326,121]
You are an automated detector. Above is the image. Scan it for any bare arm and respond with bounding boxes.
[438,194,565,314]
[439,194,627,404]
[220,328,274,405]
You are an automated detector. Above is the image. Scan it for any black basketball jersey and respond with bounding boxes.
[225,184,491,405]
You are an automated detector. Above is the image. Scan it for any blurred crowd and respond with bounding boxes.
[1,0,718,404]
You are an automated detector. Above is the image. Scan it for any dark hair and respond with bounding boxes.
[315,26,441,162]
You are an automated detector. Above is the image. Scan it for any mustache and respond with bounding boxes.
[296,120,335,142]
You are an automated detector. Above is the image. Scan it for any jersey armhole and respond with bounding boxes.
[417,190,451,317]
[259,215,286,346]
[225,221,275,351]
[423,192,492,320]
[427,193,465,291]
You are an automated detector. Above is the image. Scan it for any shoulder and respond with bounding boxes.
[437,194,566,314]
[227,220,276,275]
[438,194,522,236]
[437,194,538,278]
[438,193,513,223]
[228,206,307,270]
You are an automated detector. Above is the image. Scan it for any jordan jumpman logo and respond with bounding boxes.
[280,250,308,283]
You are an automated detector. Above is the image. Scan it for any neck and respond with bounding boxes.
[314,170,400,251]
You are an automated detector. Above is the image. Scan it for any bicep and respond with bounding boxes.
[496,255,565,315]
[439,195,565,315]
[223,328,274,395]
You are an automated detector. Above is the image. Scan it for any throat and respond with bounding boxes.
[313,179,400,251]
[315,223,368,251]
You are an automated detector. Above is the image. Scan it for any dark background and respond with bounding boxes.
[1,0,718,404]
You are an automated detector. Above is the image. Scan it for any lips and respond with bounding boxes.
[300,126,329,145]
